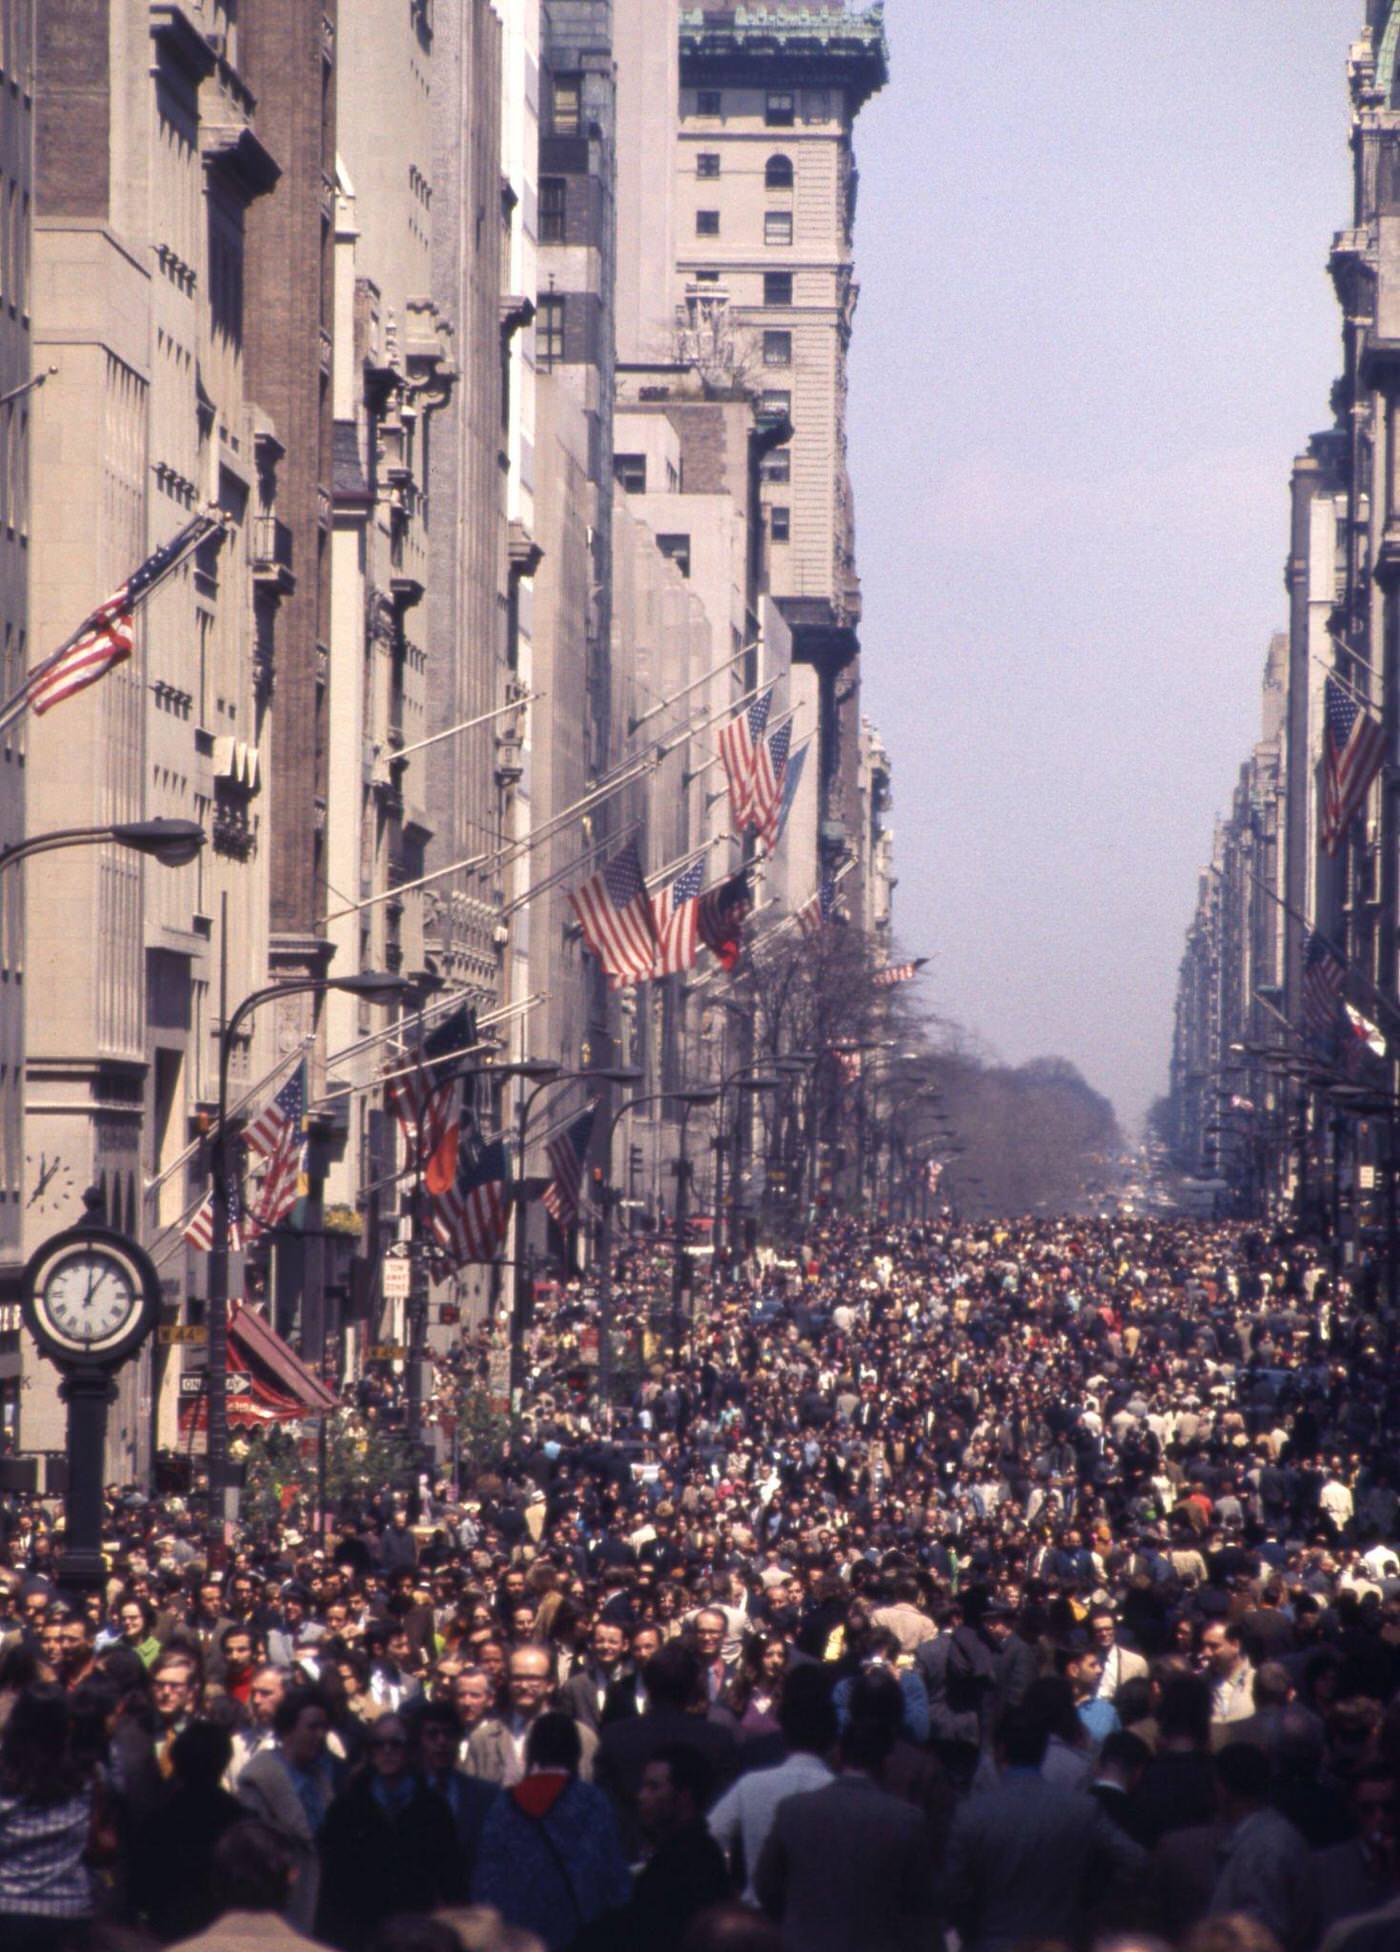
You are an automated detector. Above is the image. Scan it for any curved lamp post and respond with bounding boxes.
[505,1060,642,1399]
[595,1086,719,1402]
[0,817,206,872]
[711,1066,782,1262]
[207,968,410,1527]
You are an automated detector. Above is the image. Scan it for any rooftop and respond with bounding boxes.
[679,4,889,111]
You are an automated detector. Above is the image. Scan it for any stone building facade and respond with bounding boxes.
[0,0,31,1446]
[26,0,282,1474]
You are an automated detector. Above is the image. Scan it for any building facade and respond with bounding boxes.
[0,0,31,1446]
[26,0,283,1474]
[1163,3,1400,1239]
[3,0,902,1469]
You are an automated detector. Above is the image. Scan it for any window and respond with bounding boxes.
[770,506,791,543]
[763,271,793,307]
[759,389,791,418]
[765,210,793,247]
[765,92,795,128]
[657,534,691,578]
[763,330,792,367]
[693,270,720,284]
[696,153,720,179]
[553,75,582,135]
[760,450,791,484]
[696,209,720,237]
[614,453,647,493]
[536,293,565,370]
[540,178,566,244]
[697,89,722,116]
[765,154,795,190]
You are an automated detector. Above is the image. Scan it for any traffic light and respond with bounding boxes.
[629,1144,643,1185]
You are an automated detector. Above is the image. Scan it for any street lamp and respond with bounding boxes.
[668,1087,721,1358]
[712,1067,783,1261]
[207,967,410,1529]
[0,816,206,872]
[506,1060,642,1398]
[593,1087,719,1402]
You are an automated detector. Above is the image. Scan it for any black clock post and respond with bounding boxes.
[21,1189,162,1604]
[55,1367,119,1598]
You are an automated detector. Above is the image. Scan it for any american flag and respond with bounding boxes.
[797,871,836,939]
[432,1131,509,1265]
[925,1160,943,1195]
[247,1064,306,1230]
[1322,677,1387,856]
[698,873,752,973]
[570,842,659,988]
[752,722,792,848]
[718,690,772,830]
[873,959,926,989]
[544,1103,598,1228]
[1300,932,1345,1045]
[18,513,222,723]
[183,1172,248,1253]
[389,1004,477,1167]
[1228,1095,1255,1113]
[651,858,706,977]
[835,1048,863,1083]
[768,741,807,852]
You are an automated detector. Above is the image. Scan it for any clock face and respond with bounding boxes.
[22,1228,159,1368]
[42,1251,140,1351]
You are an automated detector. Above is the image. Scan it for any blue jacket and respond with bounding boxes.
[471,1772,630,1952]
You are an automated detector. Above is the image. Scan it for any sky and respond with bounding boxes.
[848,2,1357,1136]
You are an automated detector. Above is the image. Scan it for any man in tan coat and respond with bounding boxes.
[236,1688,334,1937]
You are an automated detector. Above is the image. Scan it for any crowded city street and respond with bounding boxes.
[3,1,1399,1951]
[6,1215,1400,1952]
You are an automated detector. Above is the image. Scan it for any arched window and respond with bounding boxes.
[765,154,794,191]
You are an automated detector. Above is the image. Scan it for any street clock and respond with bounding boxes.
[23,1224,161,1369]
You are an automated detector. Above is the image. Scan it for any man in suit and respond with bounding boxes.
[692,1606,737,1705]
[595,1642,736,1849]
[942,1707,1146,1952]
[754,1709,935,1952]
[1089,1606,1148,1703]
[559,1616,632,1734]
[465,1641,598,1787]
[416,1700,498,1888]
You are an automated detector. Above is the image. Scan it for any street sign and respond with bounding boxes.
[382,1259,412,1301]
[159,1324,207,1346]
[368,1343,406,1362]
[178,1373,251,1397]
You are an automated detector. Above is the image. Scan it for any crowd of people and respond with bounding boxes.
[3,1213,1400,1952]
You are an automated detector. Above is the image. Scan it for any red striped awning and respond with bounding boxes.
[229,1302,338,1412]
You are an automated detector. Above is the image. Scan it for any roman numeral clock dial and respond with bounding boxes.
[22,1225,160,1369]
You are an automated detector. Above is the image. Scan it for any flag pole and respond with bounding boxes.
[626,640,755,737]
[0,509,225,736]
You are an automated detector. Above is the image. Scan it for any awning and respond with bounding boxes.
[230,1302,338,1413]
[177,1339,310,1436]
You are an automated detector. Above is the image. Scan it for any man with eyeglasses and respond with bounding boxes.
[317,1712,460,1947]
[417,1699,498,1885]
[150,1649,200,1773]
[465,1642,597,1787]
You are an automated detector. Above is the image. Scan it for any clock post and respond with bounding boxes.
[21,1191,161,1603]
[55,1367,118,1599]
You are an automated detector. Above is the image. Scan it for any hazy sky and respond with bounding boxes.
[849,3,1355,1135]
